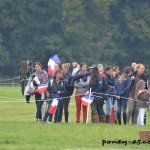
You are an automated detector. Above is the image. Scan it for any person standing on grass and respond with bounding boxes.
[25,60,34,103]
[134,80,150,126]
[47,63,62,122]
[112,66,120,124]
[97,64,108,123]
[74,62,90,123]
[32,62,48,122]
[105,66,116,123]
[85,64,102,123]
[19,60,30,96]
[126,64,148,125]
[114,67,132,125]
[57,63,74,123]
[42,69,65,123]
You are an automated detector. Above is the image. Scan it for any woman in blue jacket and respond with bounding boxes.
[114,67,132,125]
[85,65,102,123]
[105,66,116,123]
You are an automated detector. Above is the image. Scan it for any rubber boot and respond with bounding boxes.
[106,115,110,123]
[99,114,106,123]
[123,112,126,125]
[91,112,99,123]
[117,112,121,125]
[65,111,69,123]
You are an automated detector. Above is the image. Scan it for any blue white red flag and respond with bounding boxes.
[38,84,48,94]
[48,54,61,75]
[48,98,58,114]
[81,95,94,107]
[48,93,60,114]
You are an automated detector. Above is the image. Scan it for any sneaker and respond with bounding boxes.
[34,118,38,123]
[42,121,46,124]
[48,121,52,124]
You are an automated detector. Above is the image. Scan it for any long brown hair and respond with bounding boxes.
[54,69,62,77]
[134,80,146,99]
[91,69,99,84]
[118,67,132,83]
[20,61,29,74]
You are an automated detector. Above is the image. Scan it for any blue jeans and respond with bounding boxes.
[105,96,113,115]
[117,98,128,113]
[43,103,51,122]
[35,94,43,119]
[97,105,105,115]
[54,104,63,123]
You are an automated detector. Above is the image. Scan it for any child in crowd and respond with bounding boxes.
[134,80,150,126]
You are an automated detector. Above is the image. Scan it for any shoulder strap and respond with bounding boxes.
[61,81,63,87]
[50,79,53,87]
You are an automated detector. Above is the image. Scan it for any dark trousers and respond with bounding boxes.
[91,100,99,123]
[117,98,128,125]
[21,80,28,95]
[26,95,31,103]
[97,104,105,115]
[61,97,70,122]
[21,81,25,95]
[35,94,43,119]
[54,104,63,123]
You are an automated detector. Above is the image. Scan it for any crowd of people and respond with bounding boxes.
[19,60,150,126]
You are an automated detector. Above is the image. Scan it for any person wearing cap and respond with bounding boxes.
[85,64,102,123]
[74,62,90,123]
[32,62,48,122]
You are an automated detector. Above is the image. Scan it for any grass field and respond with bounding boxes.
[0,86,150,150]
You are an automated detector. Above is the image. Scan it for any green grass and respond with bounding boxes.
[0,86,150,150]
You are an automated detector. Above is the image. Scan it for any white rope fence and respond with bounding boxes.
[0,76,20,87]
[0,91,149,104]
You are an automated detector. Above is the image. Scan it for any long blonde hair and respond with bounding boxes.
[136,63,144,70]
[118,67,132,83]
[134,80,146,99]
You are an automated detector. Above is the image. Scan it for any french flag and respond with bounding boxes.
[48,54,61,75]
[81,95,94,107]
[48,93,60,114]
[48,98,59,114]
[38,84,48,94]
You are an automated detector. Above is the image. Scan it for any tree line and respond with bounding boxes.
[0,0,150,77]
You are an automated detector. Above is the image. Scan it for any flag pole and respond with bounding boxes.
[86,88,91,124]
